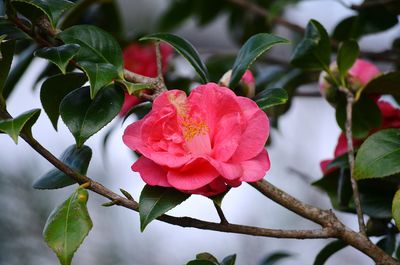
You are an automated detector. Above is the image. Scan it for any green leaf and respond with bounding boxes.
[33,144,92,189]
[291,19,331,70]
[187,261,218,265]
[259,252,293,265]
[332,7,398,41]
[11,0,74,27]
[376,233,396,255]
[0,19,30,40]
[140,33,209,83]
[40,72,87,130]
[34,44,80,74]
[229,33,289,88]
[354,129,400,180]
[393,189,400,230]
[43,187,92,265]
[255,88,288,110]
[60,85,123,147]
[0,40,15,96]
[116,79,151,95]
[337,40,359,82]
[362,72,400,97]
[0,108,40,143]
[58,25,123,75]
[196,253,219,263]
[139,185,190,231]
[313,240,347,265]
[122,102,152,122]
[79,61,119,98]
[336,96,381,139]
[221,254,236,265]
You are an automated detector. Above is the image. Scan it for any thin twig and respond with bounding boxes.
[154,41,167,93]
[338,86,366,236]
[213,202,229,224]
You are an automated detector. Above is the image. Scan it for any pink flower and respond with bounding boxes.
[319,59,380,105]
[320,100,400,174]
[120,43,174,116]
[123,83,271,196]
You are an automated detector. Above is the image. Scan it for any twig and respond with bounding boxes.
[338,86,366,236]
[351,0,398,10]
[213,202,229,224]
[154,41,167,93]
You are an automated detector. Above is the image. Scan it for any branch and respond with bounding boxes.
[338,86,366,236]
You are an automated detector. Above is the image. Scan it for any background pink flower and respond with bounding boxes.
[120,43,174,116]
[123,83,271,196]
[320,100,400,174]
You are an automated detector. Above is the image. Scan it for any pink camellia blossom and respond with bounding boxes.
[319,59,380,105]
[320,100,400,175]
[120,43,174,116]
[123,83,271,196]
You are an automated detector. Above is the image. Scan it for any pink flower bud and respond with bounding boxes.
[319,59,380,105]
[219,69,256,98]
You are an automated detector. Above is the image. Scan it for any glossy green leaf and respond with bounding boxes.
[221,254,236,265]
[0,108,40,143]
[79,61,119,98]
[122,101,152,122]
[33,144,92,189]
[40,72,87,130]
[337,40,359,82]
[34,44,80,74]
[0,19,30,40]
[354,129,400,180]
[336,96,381,139]
[187,261,217,265]
[291,19,331,70]
[11,0,74,27]
[229,33,288,88]
[196,253,219,263]
[60,85,123,147]
[43,187,92,265]
[362,72,400,97]
[140,33,209,83]
[139,185,190,231]
[0,40,15,96]
[58,25,123,75]
[393,189,400,230]
[376,233,396,255]
[313,240,347,265]
[333,7,398,41]
[255,88,288,110]
[259,252,293,265]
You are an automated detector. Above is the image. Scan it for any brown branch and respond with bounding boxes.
[338,86,366,236]
[351,0,399,10]
[1,105,398,263]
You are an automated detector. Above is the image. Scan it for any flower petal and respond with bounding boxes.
[167,158,219,190]
[240,149,270,182]
[132,156,171,187]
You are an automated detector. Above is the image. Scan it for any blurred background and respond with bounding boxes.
[0,0,399,264]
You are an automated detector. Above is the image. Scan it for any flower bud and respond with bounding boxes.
[219,69,256,98]
[319,59,380,105]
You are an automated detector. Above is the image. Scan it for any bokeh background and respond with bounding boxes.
[1,0,399,264]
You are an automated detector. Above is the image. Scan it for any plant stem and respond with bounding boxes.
[213,202,229,224]
[339,86,366,236]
